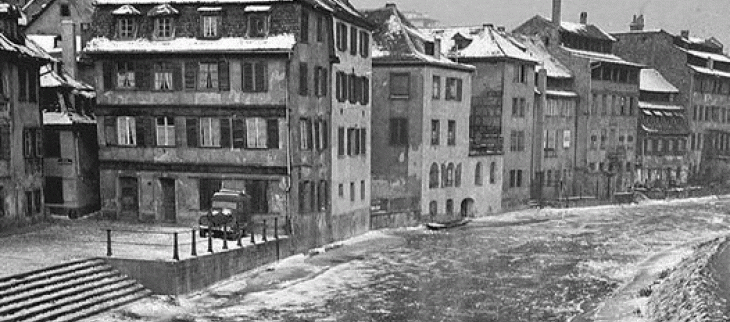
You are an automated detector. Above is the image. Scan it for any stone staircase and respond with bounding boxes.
[0,258,151,322]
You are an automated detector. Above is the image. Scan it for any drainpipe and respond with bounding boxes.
[285,51,293,238]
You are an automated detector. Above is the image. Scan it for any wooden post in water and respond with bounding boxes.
[173,232,180,261]
[106,229,112,256]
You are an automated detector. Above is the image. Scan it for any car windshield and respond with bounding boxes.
[212,201,237,210]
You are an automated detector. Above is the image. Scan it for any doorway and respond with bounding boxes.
[160,178,176,222]
[119,177,139,216]
[460,198,475,218]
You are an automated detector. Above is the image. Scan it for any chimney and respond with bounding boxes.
[483,23,493,30]
[630,14,644,31]
[385,3,396,9]
[497,26,505,32]
[61,19,77,79]
[552,0,562,24]
[708,58,714,70]
[434,38,441,59]
[579,12,588,24]
[681,29,690,39]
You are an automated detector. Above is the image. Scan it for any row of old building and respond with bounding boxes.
[0,0,727,251]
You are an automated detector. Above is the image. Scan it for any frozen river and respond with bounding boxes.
[91,198,730,322]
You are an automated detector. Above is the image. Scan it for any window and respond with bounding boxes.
[300,10,309,43]
[512,98,526,117]
[197,62,219,90]
[338,127,345,156]
[154,17,173,38]
[242,61,267,92]
[156,117,175,146]
[475,162,483,186]
[350,26,358,56]
[118,17,136,39]
[389,118,408,146]
[116,62,135,89]
[447,120,456,146]
[350,182,355,202]
[153,62,174,91]
[17,66,37,102]
[44,177,63,204]
[336,22,347,51]
[199,117,221,147]
[489,162,496,184]
[390,73,409,99]
[248,15,268,37]
[201,15,219,38]
[429,201,437,217]
[445,163,455,187]
[563,130,571,148]
[318,180,328,211]
[44,129,61,158]
[429,163,439,188]
[300,118,312,150]
[431,120,440,145]
[316,15,324,42]
[446,199,454,215]
[511,130,525,151]
[60,3,70,16]
[509,169,523,188]
[432,76,441,99]
[361,180,365,200]
[299,63,308,96]
[338,183,344,198]
[359,30,369,57]
[514,64,528,83]
[446,78,462,101]
[117,117,136,146]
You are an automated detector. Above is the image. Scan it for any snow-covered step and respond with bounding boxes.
[0,274,127,317]
[0,259,106,292]
[0,265,113,300]
[46,289,151,322]
[0,279,140,322]
[21,283,148,322]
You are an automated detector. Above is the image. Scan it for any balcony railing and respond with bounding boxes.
[469,136,504,156]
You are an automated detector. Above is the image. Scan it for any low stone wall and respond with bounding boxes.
[104,237,290,295]
[370,211,421,230]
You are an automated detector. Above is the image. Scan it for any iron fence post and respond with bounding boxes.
[250,224,256,244]
[173,232,180,261]
[208,229,213,253]
[263,220,267,242]
[275,217,280,260]
[222,223,228,250]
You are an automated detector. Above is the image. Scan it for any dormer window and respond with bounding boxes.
[112,5,140,40]
[245,6,270,38]
[148,4,178,39]
[197,7,221,39]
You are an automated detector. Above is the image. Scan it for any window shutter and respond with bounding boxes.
[335,73,342,102]
[103,62,114,91]
[220,118,231,148]
[232,118,246,148]
[172,62,183,90]
[322,120,328,149]
[361,128,366,154]
[321,68,327,97]
[348,74,356,104]
[184,61,197,90]
[362,77,369,105]
[313,66,320,97]
[35,128,43,158]
[0,125,9,160]
[186,118,198,147]
[104,117,117,146]
[338,127,344,155]
[350,26,357,55]
[135,116,147,147]
[242,62,253,91]
[266,119,279,148]
[218,60,230,91]
[135,61,152,90]
[255,62,267,92]
[457,79,463,101]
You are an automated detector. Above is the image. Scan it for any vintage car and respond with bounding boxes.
[198,189,252,239]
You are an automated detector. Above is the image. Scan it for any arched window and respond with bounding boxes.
[475,162,483,186]
[455,163,462,187]
[446,163,455,187]
[489,161,496,184]
[441,163,447,187]
[446,199,454,215]
[429,200,437,217]
[429,163,439,188]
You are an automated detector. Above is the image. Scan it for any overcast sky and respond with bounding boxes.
[352,0,730,51]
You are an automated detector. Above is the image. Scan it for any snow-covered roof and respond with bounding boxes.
[197,6,222,12]
[0,3,12,13]
[96,0,287,4]
[425,26,537,63]
[640,69,678,93]
[689,65,730,79]
[112,4,141,15]
[40,64,95,91]
[362,5,472,71]
[244,5,270,12]
[639,102,683,111]
[44,111,96,125]
[679,47,730,65]
[84,34,296,54]
[561,46,643,67]
[546,90,578,98]
[1,33,54,61]
[560,21,616,42]
[510,34,571,78]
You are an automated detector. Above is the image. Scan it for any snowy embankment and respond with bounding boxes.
[646,237,729,322]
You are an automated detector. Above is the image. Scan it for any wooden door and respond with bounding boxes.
[160,178,176,222]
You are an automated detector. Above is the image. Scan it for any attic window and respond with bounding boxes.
[60,3,70,17]
[248,14,268,38]
[452,33,472,50]
[425,41,435,55]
